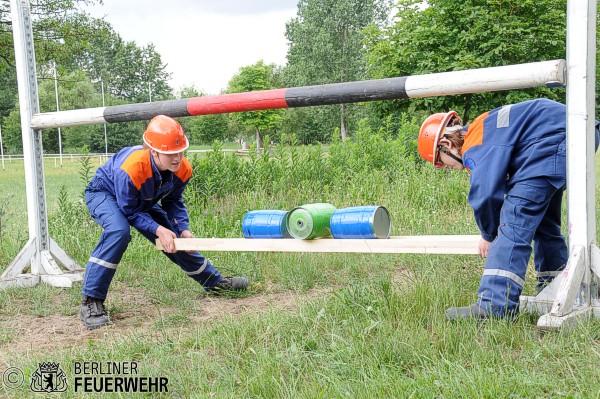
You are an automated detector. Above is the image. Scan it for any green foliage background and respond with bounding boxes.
[364,0,570,124]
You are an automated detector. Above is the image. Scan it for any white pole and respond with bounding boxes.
[0,123,4,170]
[148,81,152,102]
[53,61,62,167]
[101,79,108,155]
[534,0,598,329]
[566,0,597,293]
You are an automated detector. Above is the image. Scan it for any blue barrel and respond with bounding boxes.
[242,210,291,238]
[330,206,391,239]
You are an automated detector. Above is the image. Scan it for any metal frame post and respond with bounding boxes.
[101,79,108,156]
[52,60,63,167]
[0,0,82,289]
[520,0,598,329]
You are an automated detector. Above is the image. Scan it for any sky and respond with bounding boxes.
[85,0,299,95]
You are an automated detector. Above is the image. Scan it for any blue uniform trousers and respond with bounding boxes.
[82,188,222,300]
[476,178,567,316]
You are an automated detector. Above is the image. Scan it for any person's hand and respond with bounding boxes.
[179,230,196,252]
[180,230,193,238]
[156,225,177,253]
[479,237,491,258]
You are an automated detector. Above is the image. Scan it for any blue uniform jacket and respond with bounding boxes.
[89,146,193,235]
[461,98,599,242]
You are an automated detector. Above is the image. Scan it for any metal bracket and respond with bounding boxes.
[0,239,83,289]
[520,270,567,315]
[531,246,591,330]
[520,246,596,329]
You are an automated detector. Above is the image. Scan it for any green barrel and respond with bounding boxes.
[287,203,337,240]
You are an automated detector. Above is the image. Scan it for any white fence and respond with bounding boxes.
[0,149,241,169]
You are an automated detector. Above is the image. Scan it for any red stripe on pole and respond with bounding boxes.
[187,89,289,116]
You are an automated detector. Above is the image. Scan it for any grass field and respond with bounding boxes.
[0,138,599,398]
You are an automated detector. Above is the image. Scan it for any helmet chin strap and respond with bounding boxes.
[439,146,464,165]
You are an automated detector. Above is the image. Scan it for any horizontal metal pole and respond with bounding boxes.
[32,106,106,129]
[32,60,565,129]
[156,235,481,255]
[405,60,566,97]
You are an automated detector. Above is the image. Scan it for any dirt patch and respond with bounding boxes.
[0,287,333,359]
[0,266,414,359]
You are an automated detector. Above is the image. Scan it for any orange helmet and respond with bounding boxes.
[143,115,189,154]
[418,111,459,166]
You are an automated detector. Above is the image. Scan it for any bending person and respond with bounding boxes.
[417,98,599,320]
[81,115,248,330]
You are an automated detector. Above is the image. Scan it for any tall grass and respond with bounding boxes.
[186,118,472,239]
[0,120,599,398]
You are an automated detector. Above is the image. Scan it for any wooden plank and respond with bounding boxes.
[156,235,480,255]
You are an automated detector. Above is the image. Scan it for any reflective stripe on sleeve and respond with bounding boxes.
[497,105,513,128]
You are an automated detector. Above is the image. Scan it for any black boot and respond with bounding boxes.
[80,295,111,330]
[445,303,490,321]
[213,276,249,292]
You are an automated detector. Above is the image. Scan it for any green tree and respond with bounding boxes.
[285,0,392,141]
[3,68,103,153]
[0,67,17,120]
[92,118,145,152]
[75,22,173,103]
[187,113,231,145]
[2,67,145,154]
[1,107,22,154]
[226,61,283,149]
[0,0,104,134]
[173,85,201,139]
[50,69,105,152]
[0,0,173,154]
[0,66,16,154]
[1,0,104,70]
[364,0,569,124]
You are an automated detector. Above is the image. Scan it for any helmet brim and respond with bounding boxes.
[143,136,189,154]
